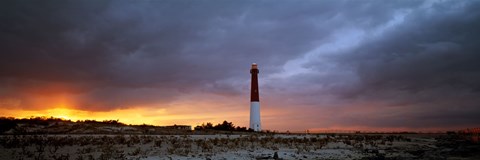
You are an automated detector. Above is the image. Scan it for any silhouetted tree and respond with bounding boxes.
[214,121,234,130]
[205,122,213,129]
[194,120,251,132]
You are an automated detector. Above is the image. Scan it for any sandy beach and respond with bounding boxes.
[1,133,479,160]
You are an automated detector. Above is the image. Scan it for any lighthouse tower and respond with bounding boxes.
[250,63,261,131]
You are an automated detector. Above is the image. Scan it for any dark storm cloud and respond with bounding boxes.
[0,0,320,109]
[341,2,480,95]
[289,0,480,129]
[348,2,480,107]
[0,0,479,129]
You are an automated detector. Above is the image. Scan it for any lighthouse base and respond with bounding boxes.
[249,102,261,132]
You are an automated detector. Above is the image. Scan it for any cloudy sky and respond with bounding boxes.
[1,0,479,132]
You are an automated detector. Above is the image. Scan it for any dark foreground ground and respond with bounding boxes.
[0,133,479,160]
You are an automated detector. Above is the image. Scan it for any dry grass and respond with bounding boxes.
[0,133,477,159]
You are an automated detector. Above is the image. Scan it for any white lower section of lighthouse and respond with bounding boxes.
[249,102,261,131]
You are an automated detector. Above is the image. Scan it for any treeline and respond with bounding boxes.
[0,116,126,133]
[75,119,125,125]
[0,116,72,133]
[194,120,253,132]
[0,116,124,125]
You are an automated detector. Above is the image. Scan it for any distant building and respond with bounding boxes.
[165,125,191,130]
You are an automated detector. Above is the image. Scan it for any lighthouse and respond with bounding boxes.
[250,63,261,132]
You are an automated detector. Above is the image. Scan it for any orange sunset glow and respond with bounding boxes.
[0,104,252,130]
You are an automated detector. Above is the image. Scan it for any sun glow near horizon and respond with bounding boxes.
[0,107,172,125]
[0,104,254,129]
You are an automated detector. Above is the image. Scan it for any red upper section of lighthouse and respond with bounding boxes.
[250,63,259,102]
